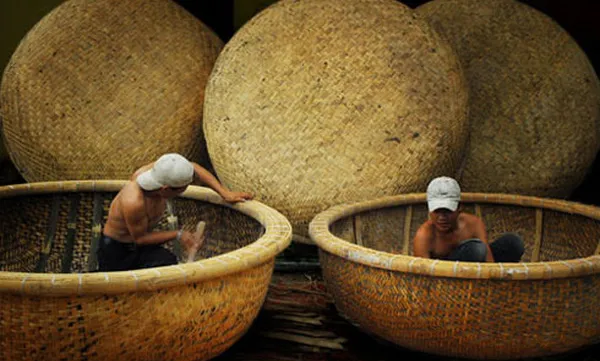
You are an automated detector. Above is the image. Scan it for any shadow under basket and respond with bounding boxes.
[309,193,600,360]
[0,181,291,361]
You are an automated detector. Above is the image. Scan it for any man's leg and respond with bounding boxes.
[447,239,488,262]
[135,245,178,269]
[490,233,525,262]
[96,236,139,272]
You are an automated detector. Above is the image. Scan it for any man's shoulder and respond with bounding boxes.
[415,219,434,237]
[118,182,145,210]
[459,212,485,227]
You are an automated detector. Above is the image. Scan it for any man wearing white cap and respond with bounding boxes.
[413,176,524,262]
[98,153,253,271]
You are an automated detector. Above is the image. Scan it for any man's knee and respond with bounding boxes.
[449,239,487,262]
[137,247,177,269]
[491,233,525,262]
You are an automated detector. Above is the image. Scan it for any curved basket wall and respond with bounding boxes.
[417,0,600,198]
[204,0,469,242]
[0,0,223,182]
[309,193,600,359]
[0,181,292,361]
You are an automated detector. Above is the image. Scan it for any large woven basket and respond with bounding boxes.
[309,193,600,359]
[417,0,600,198]
[0,181,291,361]
[0,0,223,182]
[204,0,469,243]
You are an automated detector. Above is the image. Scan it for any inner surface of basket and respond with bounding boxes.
[0,192,263,273]
[330,202,600,262]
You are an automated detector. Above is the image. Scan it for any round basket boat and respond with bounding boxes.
[0,181,291,361]
[309,193,600,359]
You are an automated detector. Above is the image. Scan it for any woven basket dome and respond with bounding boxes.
[204,0,469,240]
[0,0,223,182]
[417,0,600,198]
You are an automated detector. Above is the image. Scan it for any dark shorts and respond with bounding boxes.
[97,234,177,272]
[438,233,525,263]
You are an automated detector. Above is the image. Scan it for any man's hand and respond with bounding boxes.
[222,190,253,203]
[179,231,198,252]
[184,221,207,263]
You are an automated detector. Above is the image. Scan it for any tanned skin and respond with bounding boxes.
[102,161,253,253]
[413,205,494,262]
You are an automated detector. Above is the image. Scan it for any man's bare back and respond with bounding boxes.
[102,181,167,243]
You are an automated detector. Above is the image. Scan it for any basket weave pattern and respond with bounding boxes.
[0,0,223,181]
[417,0,600,198]
[310,193,600,359]
[204,0,469,239]
[0,181,292,361]
[2,264,271,361]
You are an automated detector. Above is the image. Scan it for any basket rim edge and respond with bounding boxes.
[0,180,292,296]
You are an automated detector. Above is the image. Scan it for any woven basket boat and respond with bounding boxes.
[0,181,292,361]
[309,193,600,359]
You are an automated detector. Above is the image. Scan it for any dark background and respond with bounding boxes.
[1,0,600,204]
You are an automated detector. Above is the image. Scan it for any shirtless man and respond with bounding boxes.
[413,176,524,263]
[98,153,253,271]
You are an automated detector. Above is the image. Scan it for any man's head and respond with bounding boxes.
[136,153,194,195]
[427,176,461,212]
[427,176,461,232]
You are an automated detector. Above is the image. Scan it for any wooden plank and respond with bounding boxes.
[272,314,325,325]
[531,208,544,262]
[60,194,80,273]
[402,205,413,255]
[276,328,337,338]
[353,215,363,246]
[260,331,346,350]
[35,195,61,273]
[87,193,104,272]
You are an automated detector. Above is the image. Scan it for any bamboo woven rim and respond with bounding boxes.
[309,193,600,280]
[0,181,292,296]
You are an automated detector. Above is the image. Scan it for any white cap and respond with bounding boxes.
[426,176,461,212]
[136,153,194,191]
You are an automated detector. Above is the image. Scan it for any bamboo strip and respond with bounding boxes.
[35,195,61,273]
[87,193,104,272]
[475,204,482,219]
[402,205,413,255]
[531,208,544,262]
[60,194,80,273]
[353,215,363,246]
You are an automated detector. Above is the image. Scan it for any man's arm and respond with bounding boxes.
[412,224,432,259]
[191,162,253,203]
[472,216,495,262]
